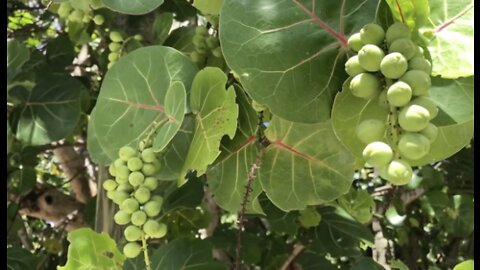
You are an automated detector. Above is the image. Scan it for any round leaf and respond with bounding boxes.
[101,0,164,15]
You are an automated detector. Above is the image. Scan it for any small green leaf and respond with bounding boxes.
[259,117,355,211]
[7,246,38,270]
[152,13,173,45]
[149,239,226,270]
[7,40,30,82]
[193,0,224,15]
[101,0,164,15]
[453,260,474,270]
[89,46,197,164]
[10,74,86,145]
[179,67,239,185]
[420,0,474,78]
[57,228,125,270]
[337,189,375,224]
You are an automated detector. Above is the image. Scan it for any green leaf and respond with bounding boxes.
[337,189,375,224]
[101,0,164,15]
[452,194,474,237]
[150,239,226,270]
[157,115,195,180]
[163,208,210,238]
[160,0,197,21]
[10,74,86,145]
[7,40,30,82]
[351,257,385,270]
[8,167,36,195]
[420,0,474,78]
[331,79,390,160]
[123,257,145,270]
[45,34,75,69]
[453,260,474,270]
[311,207,374,257]
[152,13,173,45]
[295,252,336,270]
[193,0,224,15]
[7,246,38,270]
[89,46,197,164]
[163,176,205,212]
[164,26,196,54]
[259,117,354,211]
[58,228,125,270]
[67,21,90,45]
[391,259,410,270]
[259,194,299,235]
[385,0,430,28]
[7,122,13,154]
[207,85,263,214]
[220,0,377,123]
[179,67,239,184]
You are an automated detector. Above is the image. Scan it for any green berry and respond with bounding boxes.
[380,52,408,79]
[387,81,412,107]
[108,52,119,62]
[141,164,157,176]
[143,220,160,237]
[134,187,151,204]
[144,201,162,217]
[102,179,118,191]
[116,183,134,192]
[362,141,393,167]
[124,225,143,241]
[114,210,131,225]
[109,42,122,52]
[119,146,136,161]
[349,73,381,99]
[379,159,412,185]
[389,38,416,60]
[115,165,130,179]
[358,44,385,72]
[385,22,411,44]
[112,191,129,205]
[205,37,219,49]
[151,195,164,203]
[108,165,116,177]
[82,14,92,23]
[109,31,124,42]
[195,26,208,36]
[408,96,438,120]
[127,157,143,171]
[134,34,143,41]
[121,198,140,214]
[141,148,156,163]
[115,175,128,184]
[356,119,386,144]
[114,158,125,168]
[143,177,159,191]
[57,3,72,18]
[408,57,432,74]
[399,70,431,96]
[190,51,203,63]
[360,23,385,45]
[131,210,147,226]
[106,190,115,200]
[68,10,84,22]
[347,33,364,52]
[398,133,431,160]
[420,123,439,143]
[345,55,366,77]
[211,47,222,58]
[151,223,167,238]
[123,242,141,258]
[128,171,145,187]
[398,104,431,132]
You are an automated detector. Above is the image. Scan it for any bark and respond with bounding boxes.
[53,146,91,204]
[94,166,122,241]
[18,184,86,231]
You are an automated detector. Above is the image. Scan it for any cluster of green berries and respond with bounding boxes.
[346,22,439,185]
[56,2,104,25]
[103,146,167,258]
[190,26,223,64]
[107,31,143,69]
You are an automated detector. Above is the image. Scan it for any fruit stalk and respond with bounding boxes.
[386,78,400,159]
[142,235,152,270]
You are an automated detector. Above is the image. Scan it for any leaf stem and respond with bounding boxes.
[385,79,400,159]
[142,235,152,270]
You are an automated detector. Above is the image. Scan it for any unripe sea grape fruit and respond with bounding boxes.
[195,26,209,36]
[380,159,413,185]
[420,123,439,142]
[362,141,393,166]
[124,225,143,241]
[389,38,416,60]
[121,198,140,214]
[151,195,164,204]
[114,210,131,225]
[115,175,128,184]
[398,133,431,160]
[380,52,408,79]
[355,119,386,144]
[211,47,223,58]
[128,171,145,187]
[408,57,432,74]
[57,3,72,18]
[144,201,162,217]
[131,210,147,226]
[387,81,412,107]
[143,220,161,237]
[206,37,219,49]
[106,190,115,200]
[141,163,157,176]
[345,55,365,77]
[93,14,104,25]
[109,31,124,42]
[143,177,158,191]
[398,104,430,132]
[115,165,130,180]
[103,179,118,191]
[117,183,134,192]
[360,23,385,45]
[347,33,364,52]
[134,187,151,204]
[408,96,438,120]
[108,52,119,62]
[349,73,381,98]
[151,223,167,238]
[114,158,125,168]
[358,44,385,72]
[119,146,136,161]
[190,51,203,63]
[192,35,206,47]
[134,34,143,41]
[141,148,156,163]
[109,42,122,52]
[68,10,84,22]
[112,191,129,205]
[108,165,116,176]
[399,70,431,96]
[123,242,141,258]
[127,157,143,171]
[385,22,411,44]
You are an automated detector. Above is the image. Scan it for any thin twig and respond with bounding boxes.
[279,244,306,270]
